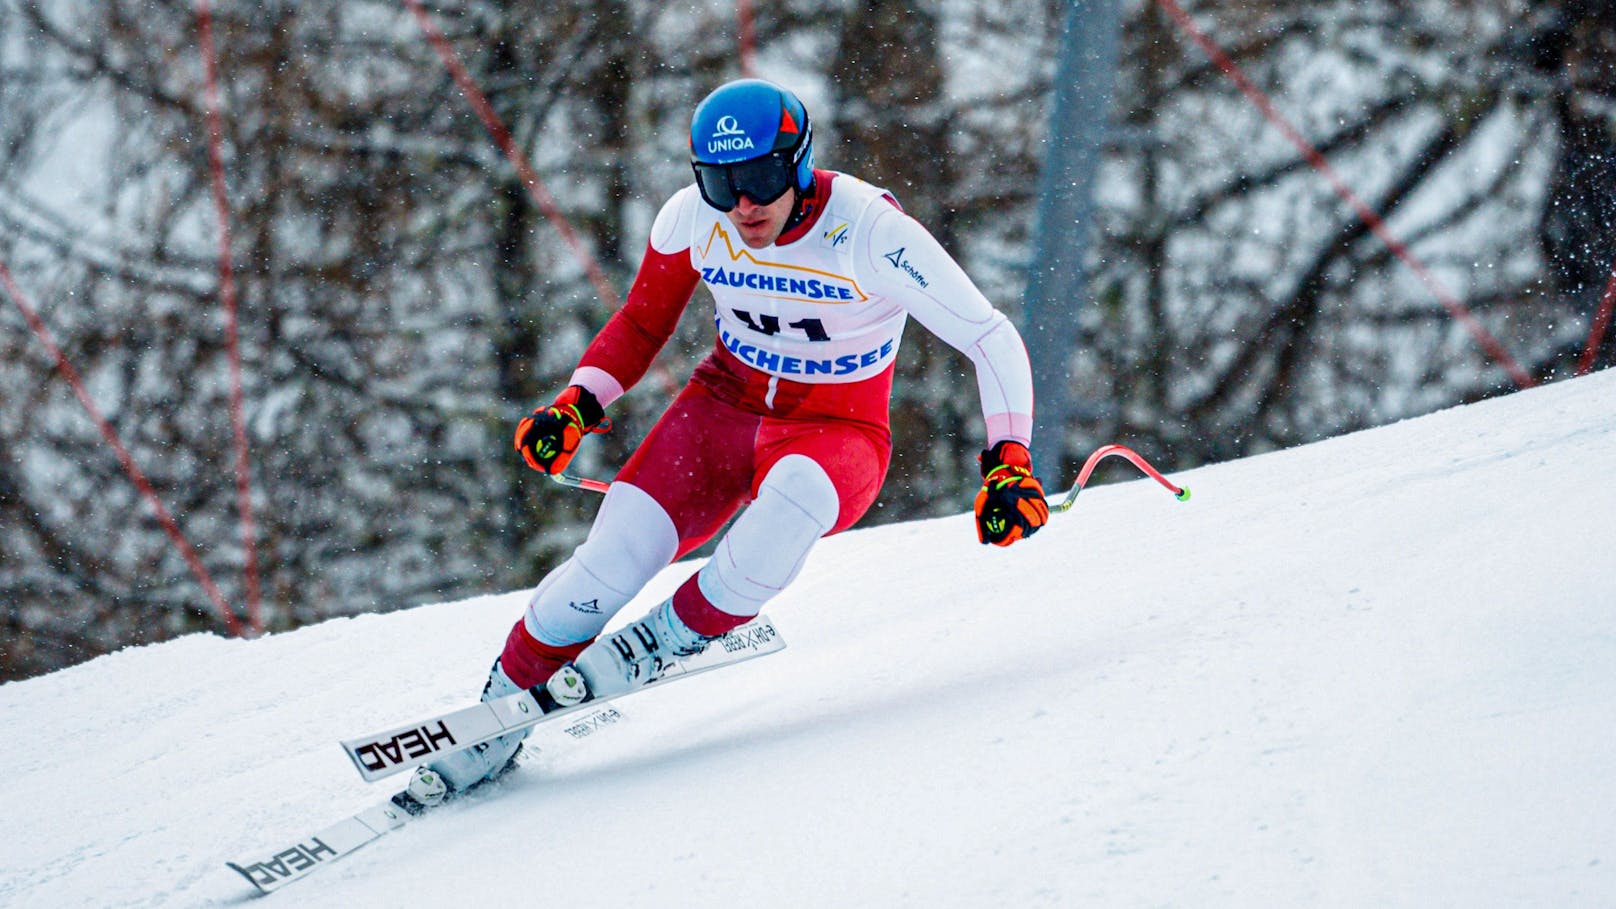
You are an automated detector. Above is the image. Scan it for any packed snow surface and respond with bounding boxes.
[3,371,1614,907]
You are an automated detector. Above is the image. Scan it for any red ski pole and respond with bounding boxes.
[1050,443,1190,513]
[549,472,611,495]
[554,443,1189,514]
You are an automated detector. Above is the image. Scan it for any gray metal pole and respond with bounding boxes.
[1023,0,1122,481]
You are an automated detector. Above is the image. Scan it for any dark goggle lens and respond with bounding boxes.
[693,162,739,211]
[728,156,795,205]
[693,155,794,212]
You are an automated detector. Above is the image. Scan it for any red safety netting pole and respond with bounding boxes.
[401,0,621,315]
[737,0,758,77]
[196,0,264,636]
[1154,0,1536,390]
[1576,258,1616,375]
[2,260,249,638]
[401,0,684,397]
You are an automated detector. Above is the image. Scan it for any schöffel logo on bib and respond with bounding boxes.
[698,224,867,304]
[707,115,755,155]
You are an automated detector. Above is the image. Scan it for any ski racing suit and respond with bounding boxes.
[499,169,1035,686]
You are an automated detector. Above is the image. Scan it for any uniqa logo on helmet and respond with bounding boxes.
[707,115,756,155]
[691,79,811,168]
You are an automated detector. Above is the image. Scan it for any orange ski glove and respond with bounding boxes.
[974,440,1049,546]
[514,385,609,475]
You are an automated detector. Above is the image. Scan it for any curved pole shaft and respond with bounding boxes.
[1049,444,1190,513]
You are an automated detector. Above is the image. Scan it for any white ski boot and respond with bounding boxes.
[571,597,715,699]
[416,659,530,797]
[410,658,591,803]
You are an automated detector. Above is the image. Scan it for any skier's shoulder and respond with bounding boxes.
[650,184,703,254]
[818,176,939,282]
[802,171,916,267]
[822,170,903,221]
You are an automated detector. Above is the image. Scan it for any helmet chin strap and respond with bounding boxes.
[779,175,819,236]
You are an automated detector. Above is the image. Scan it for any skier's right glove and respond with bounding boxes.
[975,440,1048,546]
[514,385,609,475]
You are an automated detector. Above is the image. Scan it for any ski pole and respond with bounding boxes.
[1051,443,1190,513]
[553,443,1191,511]
[550,472,611,495]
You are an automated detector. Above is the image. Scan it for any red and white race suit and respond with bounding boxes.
[502,170,1035,685]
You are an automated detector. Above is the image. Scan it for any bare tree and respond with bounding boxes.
[4,0,1603,680]
[1507,0,1616,367]
[1073,0,1581,470]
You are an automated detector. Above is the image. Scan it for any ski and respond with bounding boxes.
[339,614,784,783]
[226,790,411,894]
[228,704,631,895]
[226,616,782,894]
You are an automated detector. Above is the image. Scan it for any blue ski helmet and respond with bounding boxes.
[690,79,814,211]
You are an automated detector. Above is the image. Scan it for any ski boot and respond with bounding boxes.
[399,660,590,811]
[400,659,543,807]
[571,597,715,699]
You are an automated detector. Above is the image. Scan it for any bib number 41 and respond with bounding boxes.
[732,309,829,342]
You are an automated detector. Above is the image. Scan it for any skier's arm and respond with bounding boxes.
[859,204,1046,545]
[569,188,702,405]
[859,204,1034,447]
[516,191,698,475]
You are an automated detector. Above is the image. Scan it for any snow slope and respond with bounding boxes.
[3,371,1615,907]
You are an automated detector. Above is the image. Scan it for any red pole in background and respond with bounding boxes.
[737,0,758,77]
[196,0,264,636]
[1154,0,1537,391]
[401,0,621,315]
[1,260,249,638]
[400,0,681,398]
[1576,258,1616,376]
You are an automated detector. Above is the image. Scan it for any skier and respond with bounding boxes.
[411,78,1048,803]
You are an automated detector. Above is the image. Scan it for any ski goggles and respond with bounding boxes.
[692,152,799,212]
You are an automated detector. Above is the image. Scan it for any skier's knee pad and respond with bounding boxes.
[525,482,678,645]
[699,455,838,615]
[572,482,679,591]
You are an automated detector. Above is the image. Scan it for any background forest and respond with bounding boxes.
[2,0,1612,680]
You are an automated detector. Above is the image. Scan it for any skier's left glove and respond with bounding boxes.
[975,440,1048,546]
[514,385,609,475]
